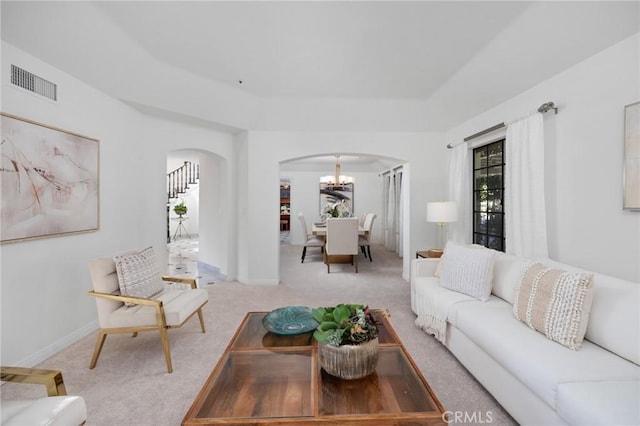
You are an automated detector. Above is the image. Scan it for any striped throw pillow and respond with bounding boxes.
[439,242,496,301]
[513,262,594,350]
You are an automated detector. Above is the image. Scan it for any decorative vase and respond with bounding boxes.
[318,337,379,380]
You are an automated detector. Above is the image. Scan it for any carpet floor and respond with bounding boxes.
[1,244,516,425]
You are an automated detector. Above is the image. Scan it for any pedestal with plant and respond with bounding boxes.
[312,304,379,380]
[173,202,187,217]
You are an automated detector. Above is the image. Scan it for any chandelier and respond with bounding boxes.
[320,155,354,187]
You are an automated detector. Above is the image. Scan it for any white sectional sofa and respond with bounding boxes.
[411,246,640,425]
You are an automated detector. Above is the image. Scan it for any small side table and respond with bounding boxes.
[416,249,443,259]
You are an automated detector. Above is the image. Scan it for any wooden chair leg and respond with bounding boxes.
[159,327,173,373]
[197,308,206,333]
[301,246,307,263]
[89,330,107,369]
[132,332,138,338]
[367,246,373,262]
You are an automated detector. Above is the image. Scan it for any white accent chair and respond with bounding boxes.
[297,213,324,263]
[0,366,87,425]
[324,217,359,273]
[88,252,208,373]
[358,213,377,261]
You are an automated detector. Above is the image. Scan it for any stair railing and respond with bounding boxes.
[167,161,199,199]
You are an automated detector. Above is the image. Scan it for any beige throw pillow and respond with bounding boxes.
[513,262,594,350]
[114,246,164,306]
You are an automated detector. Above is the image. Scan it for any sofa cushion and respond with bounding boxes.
[541,259,640,366]
[438,241,496,301]
[556,380,640,425]
[513,262,594,350]
[114,246,164,305]
[491,252,528,304]
[450,299,640,410]
[412,276,475,342]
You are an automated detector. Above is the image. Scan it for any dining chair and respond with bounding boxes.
[324,217,359,273]
[297,213,324,263]
[359,213,377,261]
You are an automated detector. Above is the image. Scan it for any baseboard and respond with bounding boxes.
[15,320,98,368]
[197,261,219,273]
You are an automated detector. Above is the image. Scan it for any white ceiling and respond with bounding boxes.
[3,2,638,99]
[1,1,638,138]
[94,1,530,99]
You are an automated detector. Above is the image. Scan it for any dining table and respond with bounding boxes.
[311,223,368,236]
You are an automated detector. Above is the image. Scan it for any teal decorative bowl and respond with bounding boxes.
[262,306,317,335]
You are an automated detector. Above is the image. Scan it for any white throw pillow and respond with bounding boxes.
[513,261,594,350]
[113,246,164,305]
[438,241,496,301]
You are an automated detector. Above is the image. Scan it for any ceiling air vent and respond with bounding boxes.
[10,64,57,101]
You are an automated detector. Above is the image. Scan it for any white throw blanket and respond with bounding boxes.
[415,282,473,344]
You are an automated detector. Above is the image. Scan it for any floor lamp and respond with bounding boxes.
[426,201,458,252]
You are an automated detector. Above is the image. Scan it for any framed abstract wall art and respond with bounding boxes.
[623,102,640,210]
[1,113,99,243]
[320,182,354,216]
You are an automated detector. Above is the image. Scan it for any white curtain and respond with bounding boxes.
[382,170,403,255]
[505,113,549,258]
[384,174,396,251]
[448,144,471,244]
[395,171,403,257]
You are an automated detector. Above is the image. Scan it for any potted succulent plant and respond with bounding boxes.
[312,304,379,380]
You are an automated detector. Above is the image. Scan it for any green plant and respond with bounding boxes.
[311,304,378,347]
[173,203,187,215]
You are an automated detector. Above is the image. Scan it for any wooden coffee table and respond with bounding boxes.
[182,310,446,425]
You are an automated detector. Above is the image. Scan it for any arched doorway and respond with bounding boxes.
[166,149,231,282]
[278,153,407,268]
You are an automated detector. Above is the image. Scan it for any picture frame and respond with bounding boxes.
[623,102,640,210]
[1,113,100,243]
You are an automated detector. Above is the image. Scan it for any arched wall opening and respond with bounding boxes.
[278,152,411,279]
[166,148,230,277]
[238,131,447,285]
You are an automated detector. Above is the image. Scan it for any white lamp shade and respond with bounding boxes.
[426,201,458,223]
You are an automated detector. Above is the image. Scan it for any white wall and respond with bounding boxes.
[446,33,640,282]
[1,42,147,366]
[239,131,447,285]
[142,117,236,276]
[0,42,237,366]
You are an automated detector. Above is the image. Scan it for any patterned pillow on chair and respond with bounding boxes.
[113,246,164,306]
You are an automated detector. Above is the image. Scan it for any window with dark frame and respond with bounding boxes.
[473,140,505,251]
